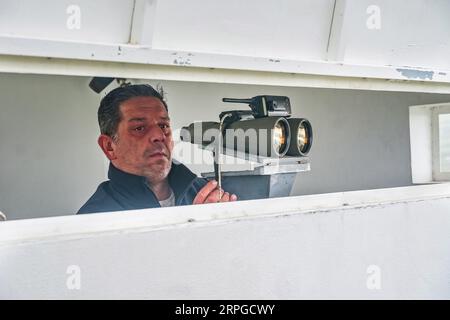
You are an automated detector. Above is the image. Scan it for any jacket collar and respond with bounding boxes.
[108,161,197,204]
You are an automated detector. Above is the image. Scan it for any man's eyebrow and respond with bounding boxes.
[128,116,170,122]
[128,117,147,122]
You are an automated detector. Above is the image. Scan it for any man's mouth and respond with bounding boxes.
[150,152,166,158]
[147,150,168,159]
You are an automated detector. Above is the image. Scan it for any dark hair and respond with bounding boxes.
[98,84,168,138]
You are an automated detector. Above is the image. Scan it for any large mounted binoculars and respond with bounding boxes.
[180,95,313,158]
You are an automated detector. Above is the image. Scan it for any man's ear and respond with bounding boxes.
[98,134,117,160]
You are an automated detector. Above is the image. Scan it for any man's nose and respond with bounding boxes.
[148,125,166,143]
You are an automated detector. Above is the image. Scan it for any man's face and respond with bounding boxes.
[107,96,174,183]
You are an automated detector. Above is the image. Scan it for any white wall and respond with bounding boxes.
[2,0,449,75]
[0,73,105,220]
[409,104,434,183]
[1,72,450,220]
[151,0,335,61]
[1,183,449,299]
[0,0,134,43]
[337,0,450,71]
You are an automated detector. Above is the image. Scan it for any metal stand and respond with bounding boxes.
[201,146,310,200]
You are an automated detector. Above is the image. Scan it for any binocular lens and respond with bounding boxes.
[274,121,288,155]
[287,118,313,156]
[298,125,307,150]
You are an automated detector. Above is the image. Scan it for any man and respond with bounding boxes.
[78,84,237,214]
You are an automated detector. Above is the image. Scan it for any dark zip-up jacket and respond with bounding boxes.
[77,161,208,214]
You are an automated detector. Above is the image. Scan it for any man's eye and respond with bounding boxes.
[134,126,145,131]
[160,124,170,129]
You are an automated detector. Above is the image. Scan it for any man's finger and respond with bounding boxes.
[204,189,222,203]
[220,192,230,202]
[193,180,218,204]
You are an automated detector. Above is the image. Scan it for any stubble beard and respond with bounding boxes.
[142,156,172,185]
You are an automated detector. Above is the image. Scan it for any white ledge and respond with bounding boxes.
[1,183,450,246]
[1,36,450,93]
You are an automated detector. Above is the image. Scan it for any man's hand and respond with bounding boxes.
[193,180,238,204]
